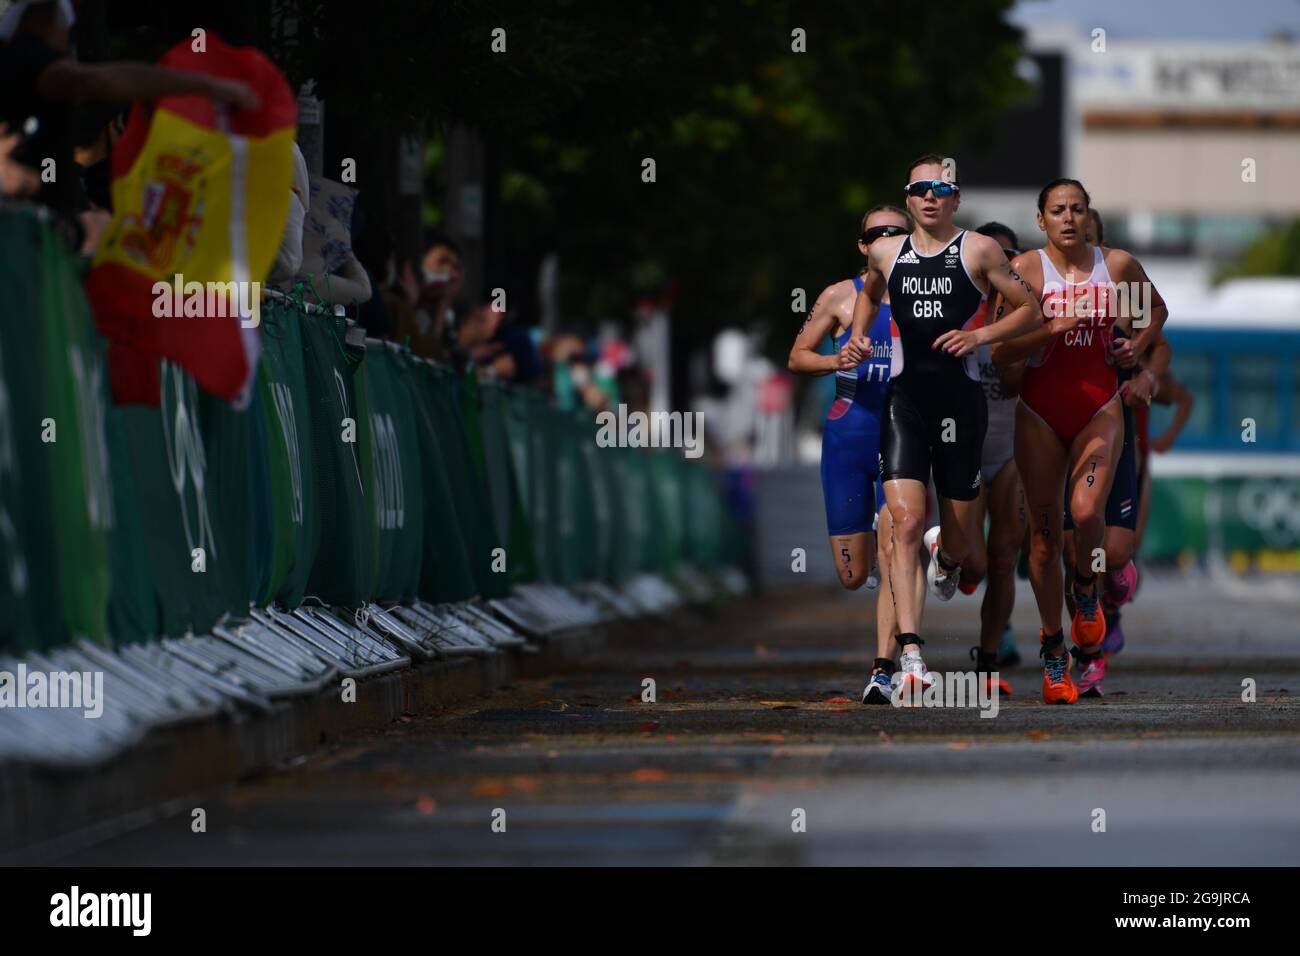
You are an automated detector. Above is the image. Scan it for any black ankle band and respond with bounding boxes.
[873,657,897,675]
[898,632,924,648]
[938,551,960,572]
[1074,570,1095,589]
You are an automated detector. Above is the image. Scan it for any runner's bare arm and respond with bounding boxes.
[1122,329,1168,406]
[1149,372,1195,453]
[991,252,1071,367]
[976,248,1043,343]
[1142,331,1172,379]
[789,283,852,374]
[846,245,887,361]
[938,240,1042,359]
[1109,250,1168,357]
[987,291,1026,393]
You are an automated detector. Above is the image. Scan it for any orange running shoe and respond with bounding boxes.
[969,647,1011,696]
[1070,585,1106,649]
[1040,632,1078,705]
[983,674,1013,697]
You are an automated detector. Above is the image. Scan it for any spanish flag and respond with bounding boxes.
[86,33,296,407]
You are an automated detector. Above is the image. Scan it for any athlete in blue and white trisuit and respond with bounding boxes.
[789,205,924,704]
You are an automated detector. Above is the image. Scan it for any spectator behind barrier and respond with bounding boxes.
[457,302,544,386]
[546,334,617,411]
[0,0,258,252]
[295,173,372,312]
[0,121,39,196]
[397,231,464,362]
[349,201,394,338]
[267,142,310,290]
[71,102,126,212]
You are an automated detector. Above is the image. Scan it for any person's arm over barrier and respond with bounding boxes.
[38,58,258,111]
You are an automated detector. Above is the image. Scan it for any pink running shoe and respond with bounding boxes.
[1102,613,1126,656]
[1074,648,1107,697]
[1105,560,1138,607]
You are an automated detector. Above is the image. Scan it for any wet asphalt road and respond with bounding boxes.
[54,574,1300,866]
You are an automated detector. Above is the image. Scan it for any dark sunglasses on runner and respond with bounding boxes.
[904,179,959,198]
[861,224,907,244]
[1004,247,1019,260]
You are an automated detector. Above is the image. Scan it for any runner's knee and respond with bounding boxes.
[891,509,924,546]
[962,548,988,584]
[1070,501,1103,535]
[1105,532,1135,568]
[837,565,866,591]
[987,551,1018,580]
[1029,531,1059,567]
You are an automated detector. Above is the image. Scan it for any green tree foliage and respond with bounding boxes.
[102,0,1028,366]
[1216,220,1300,283]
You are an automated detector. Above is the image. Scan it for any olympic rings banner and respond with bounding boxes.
[1144,475,1300,571]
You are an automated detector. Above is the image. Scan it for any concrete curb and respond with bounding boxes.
[0,623,611,859]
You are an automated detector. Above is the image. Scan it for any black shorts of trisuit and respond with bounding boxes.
[880,376,987,502]
[1064,402,1138,532]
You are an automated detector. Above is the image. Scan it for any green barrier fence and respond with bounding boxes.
[0,209,113,650]
[300,310,376,607]
[363,344,424,604]
[421,362,507,599]
[478,380,539,585]
[258,298,318,608]
[402,359,479,604]
[0,206,736,654]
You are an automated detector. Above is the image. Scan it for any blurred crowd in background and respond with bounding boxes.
[4,0,1299,489]
[0,0,672,436]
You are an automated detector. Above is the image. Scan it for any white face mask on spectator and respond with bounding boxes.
[0,0,76,42]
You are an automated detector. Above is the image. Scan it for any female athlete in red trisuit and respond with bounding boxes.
[993,179,1166,704]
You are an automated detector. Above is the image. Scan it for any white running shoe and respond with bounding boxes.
[895,648,933,705]
[861,670,892,704]
[924,526,960,602]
